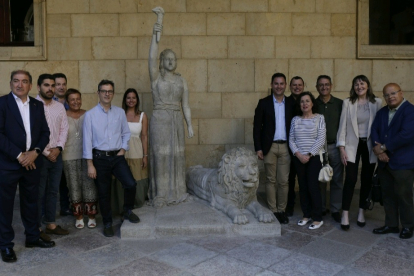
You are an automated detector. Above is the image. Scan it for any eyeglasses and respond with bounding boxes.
[383,90,400,99]
[99,90,114,95]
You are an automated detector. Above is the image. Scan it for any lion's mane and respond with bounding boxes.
[217,147,259,208]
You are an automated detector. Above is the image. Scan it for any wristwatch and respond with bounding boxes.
[56,146,63,152]
[35,148,41,154]
[380,144,385,151]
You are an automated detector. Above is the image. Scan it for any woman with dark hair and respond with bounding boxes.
[112,88,149,214]
[62,89,98,229]
[337,75,382,230]
[289,92,326,230]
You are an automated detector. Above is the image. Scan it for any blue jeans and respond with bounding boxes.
[38,155,63,227]
[92,152,136,225]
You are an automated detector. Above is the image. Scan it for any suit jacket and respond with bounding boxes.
[253,94,295,156]
[0,92,50,170]
[371,100,414,170]
[337,97,382,163]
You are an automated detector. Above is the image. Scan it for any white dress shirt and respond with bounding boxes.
[12,93,31,154]
[273,95,287,141]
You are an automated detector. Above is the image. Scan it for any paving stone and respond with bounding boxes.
[56,231,116,254]
[187,255,262,276]
[372,236,414,260]
[119,238,185,255]
[299,238,364,265]
[14,256,98,276]
[256,270,284,276]
[323,226,381,248]
[353,251,414,276]
[79,242,144,272]
[257,230,315,251]
[150,242,218,269]
[334,268,376,276]
[188,236,251,253]
[227,241,290,268]
[268,253,343,276]
[101,257,182,276]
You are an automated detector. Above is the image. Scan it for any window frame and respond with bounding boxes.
[358,0,414,59]
[0,0,47,61]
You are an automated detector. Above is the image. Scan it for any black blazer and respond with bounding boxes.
[253,94,295,156]
[0,92,50,170]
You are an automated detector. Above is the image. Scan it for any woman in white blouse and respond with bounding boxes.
[289,92,326,230]
[337,75,382,230]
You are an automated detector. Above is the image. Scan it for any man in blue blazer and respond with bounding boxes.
[0,70,55,263]
[253,73,295,224]
[371,83,414,239]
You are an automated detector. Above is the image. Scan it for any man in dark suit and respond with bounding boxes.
[0,70,55,263]
[371,83,414,239]
[253,72,295,224]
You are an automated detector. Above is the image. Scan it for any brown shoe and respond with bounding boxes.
[39,230,51,241]
[45,225,69,235]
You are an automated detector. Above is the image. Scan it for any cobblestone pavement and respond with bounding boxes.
[1,188,411,276]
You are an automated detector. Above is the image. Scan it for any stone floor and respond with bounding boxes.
[1,189,412,276]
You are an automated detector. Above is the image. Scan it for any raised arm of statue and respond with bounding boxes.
[149,23,162,84]
[181,78,194,138]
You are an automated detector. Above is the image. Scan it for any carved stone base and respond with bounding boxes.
[120,197,281,239]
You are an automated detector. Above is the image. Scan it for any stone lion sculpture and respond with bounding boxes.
[186,147,275,224]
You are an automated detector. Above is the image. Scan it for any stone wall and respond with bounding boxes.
[1,0,413,167]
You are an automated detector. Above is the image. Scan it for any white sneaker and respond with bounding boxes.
[309,221,324,230]
[298,218,312,226]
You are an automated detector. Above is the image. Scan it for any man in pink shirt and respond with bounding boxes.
[36,74,69,238]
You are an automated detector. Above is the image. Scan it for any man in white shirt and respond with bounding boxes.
[0,70,54,263]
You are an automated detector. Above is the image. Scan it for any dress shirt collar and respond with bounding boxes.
[273,95,285,104]
[12,92,30,104]
[388,98,406,112]
[317,95,334,104]
[98,102,112,113]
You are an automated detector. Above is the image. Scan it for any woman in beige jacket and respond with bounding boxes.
[336,75,382,230]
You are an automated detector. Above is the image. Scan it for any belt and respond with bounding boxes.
[327,141,336,145]
[93,149,120,156]
[273,140,286,144]
[359,137,367,142]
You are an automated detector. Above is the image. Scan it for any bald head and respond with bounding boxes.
[383,83,403,109]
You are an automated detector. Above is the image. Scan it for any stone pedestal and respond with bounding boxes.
[120,197,280,239]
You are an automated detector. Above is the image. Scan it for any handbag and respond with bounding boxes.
[315,115,333,183]
[364,166,383,210]
[318,152,333,182]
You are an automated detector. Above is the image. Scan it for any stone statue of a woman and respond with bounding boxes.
[148,20,194,208]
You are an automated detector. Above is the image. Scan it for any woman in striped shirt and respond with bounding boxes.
[289,92,326,230]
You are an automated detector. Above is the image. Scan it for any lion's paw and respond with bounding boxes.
[258,213,276,223]
[233,214,249,225]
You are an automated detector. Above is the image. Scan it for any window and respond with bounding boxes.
[0,0,46,60]
[358,0,414,59]
[370,0,414,45]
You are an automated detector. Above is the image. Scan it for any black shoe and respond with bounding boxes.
[1,248,17,263]
[357,221,366,227]
[123,210,140,223]
[331,212,341,223]
[373,225,399,235]
[341,224,350,231]
[103,224,114,237]
[285,207,294,217]
[322,209,330,216]
[25,238,55,248]
[399,227,413,239]
[275,212,289,224]
[60,209,72,216]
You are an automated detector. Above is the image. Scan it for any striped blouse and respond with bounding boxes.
[289,114,326,156]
